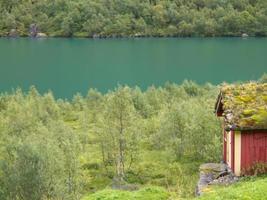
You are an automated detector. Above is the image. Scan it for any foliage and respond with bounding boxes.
[0,82,222,199]
[241,162,267,176]
[0,88,83,200]
[98,86,141,181]
[199,175,267,200]
[259,73,267,83]
[0,0,267,37]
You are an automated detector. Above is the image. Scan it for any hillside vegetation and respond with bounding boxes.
[0,75,266,199]
[0,81,222,199]
[199,175,267,200]
[0,0,267,37]
[82,176,267,200]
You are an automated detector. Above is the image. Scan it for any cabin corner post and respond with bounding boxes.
[234,131,241,176]
[223,130,227,162]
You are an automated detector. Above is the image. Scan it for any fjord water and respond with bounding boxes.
[0,38,266,98]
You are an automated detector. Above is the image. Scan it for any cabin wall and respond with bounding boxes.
[231,131,235,172]
[241,131,267,174]
[225,130,235,171]
[223,130,227,162]
[224,130,267,176]
[224,130,242,176]
[226,131,230,166]
[234,131,241,176]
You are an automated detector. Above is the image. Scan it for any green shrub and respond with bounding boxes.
[241,163,267,176]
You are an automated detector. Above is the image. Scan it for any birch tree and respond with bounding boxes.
[99,86,140,182]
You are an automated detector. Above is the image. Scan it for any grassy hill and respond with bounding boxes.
[81,175,267,200]
[199,175,267,200]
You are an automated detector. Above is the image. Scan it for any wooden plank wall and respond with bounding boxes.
[241,131,267,172]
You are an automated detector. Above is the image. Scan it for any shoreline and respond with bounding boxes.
[1,35,266,39]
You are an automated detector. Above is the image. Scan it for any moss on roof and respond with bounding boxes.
[220,82,267,130]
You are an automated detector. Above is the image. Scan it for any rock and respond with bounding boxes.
[29,24,38,37]
[36,32,47,38]
[199,163,228,177]
[9,29,18,37]
[218,170,230,178]
[196,163,235,196]
[210,173,239,186]
[242,33,249,38]
[92,34,100,39]
[29,24,47,38]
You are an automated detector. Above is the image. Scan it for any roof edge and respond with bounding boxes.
[225,127,267,132]
[214,91,223,115]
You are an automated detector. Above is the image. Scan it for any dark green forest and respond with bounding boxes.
[0,0,267,37]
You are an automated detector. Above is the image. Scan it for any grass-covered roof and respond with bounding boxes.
[219,82,267,130]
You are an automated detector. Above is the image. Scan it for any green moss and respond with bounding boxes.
[262,95,267,102]
[252,110,267,126]
[242,109,255,116]
[221,83,267,129]
[236,95,254,103]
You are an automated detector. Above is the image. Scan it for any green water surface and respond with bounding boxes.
[0,38,266,98]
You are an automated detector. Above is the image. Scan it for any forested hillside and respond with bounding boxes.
[0,75,266,199]
[0,81,222,199]
[0,0,267,37]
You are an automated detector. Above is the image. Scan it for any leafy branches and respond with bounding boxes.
[0,81,223,199]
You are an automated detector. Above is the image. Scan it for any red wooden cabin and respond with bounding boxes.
[215,83,267,176]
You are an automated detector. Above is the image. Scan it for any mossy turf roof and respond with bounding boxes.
[219,82,267,130]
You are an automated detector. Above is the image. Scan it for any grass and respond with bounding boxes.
[199,175,267,200]
[81,175,267,200]
[81,186,170,200]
